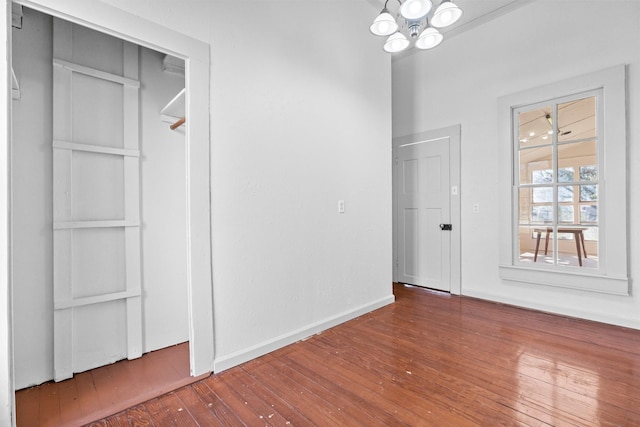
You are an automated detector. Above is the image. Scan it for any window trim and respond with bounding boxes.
[498,66,629,295]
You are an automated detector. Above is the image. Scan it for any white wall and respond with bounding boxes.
[97,0,210,43]
[208,1,393,368]
[392,1,640,328]
[138,47,189,353]
[100,0,394,370]
[11,8,189,388]
[11,7,54,389]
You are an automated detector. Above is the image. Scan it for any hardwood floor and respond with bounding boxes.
[15,342,208,427]
[34,283,640,426]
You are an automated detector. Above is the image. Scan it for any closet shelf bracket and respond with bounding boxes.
[12,67,21,100]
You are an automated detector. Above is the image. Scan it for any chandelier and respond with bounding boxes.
[370,0,463,53]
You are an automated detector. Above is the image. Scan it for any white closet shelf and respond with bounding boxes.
[12,67,20,100]
[161,87,186,129]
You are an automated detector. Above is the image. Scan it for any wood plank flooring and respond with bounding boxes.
[15,342,208,427]
[86,284,640,426]
[31,283,640,426]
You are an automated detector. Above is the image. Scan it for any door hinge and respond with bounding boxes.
[394,156,398,165]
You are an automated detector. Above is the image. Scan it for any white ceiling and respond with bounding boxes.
[442,0,522,32]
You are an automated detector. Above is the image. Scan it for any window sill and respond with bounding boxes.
[499,265,629,296]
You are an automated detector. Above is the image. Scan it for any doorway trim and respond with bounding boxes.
[2,1,214,422]
[392,125,461,295]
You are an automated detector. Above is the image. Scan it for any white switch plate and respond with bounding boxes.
[338,200,345,213]
[472,203,480,213]
[451,186,458,195]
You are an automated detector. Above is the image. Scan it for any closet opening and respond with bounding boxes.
[9,1,214,424]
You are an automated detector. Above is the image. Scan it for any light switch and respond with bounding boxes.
[338,200,345,213]
[451,186,458,195]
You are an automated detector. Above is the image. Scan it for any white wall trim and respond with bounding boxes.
[463,288,640,331]
[1,1,14,424]
[499,265,629,296]
[213,295,395,373]
[497,65,629,294]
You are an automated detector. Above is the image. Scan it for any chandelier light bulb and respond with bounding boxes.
[415,27,443,50]
[431,0,463,28]
[400,0,433,20]
[370,9,398,36]
[383,32,410,53]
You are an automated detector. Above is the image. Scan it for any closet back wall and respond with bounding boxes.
[11,7,188,389]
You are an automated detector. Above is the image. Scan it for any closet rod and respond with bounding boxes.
[170,117,186,130]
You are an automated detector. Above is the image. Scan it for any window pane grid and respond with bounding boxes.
[515,93,599,269]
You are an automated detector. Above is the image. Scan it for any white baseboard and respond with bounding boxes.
[213,294,395,372]
[463,288,640,330]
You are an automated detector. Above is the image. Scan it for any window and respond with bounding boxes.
[516,93,599,268]
[498,66,629,295]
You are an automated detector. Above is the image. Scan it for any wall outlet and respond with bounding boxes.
[472,203,480,213]
[338,200,345,213]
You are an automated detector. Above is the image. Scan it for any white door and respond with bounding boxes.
[396,138,451,291]
[52,18,142,381]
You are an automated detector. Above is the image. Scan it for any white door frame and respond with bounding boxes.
[392,125,461,295]
[1,3,12,424]
[1,1,214,423]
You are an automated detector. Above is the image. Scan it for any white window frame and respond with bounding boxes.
[498,66,629,295]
